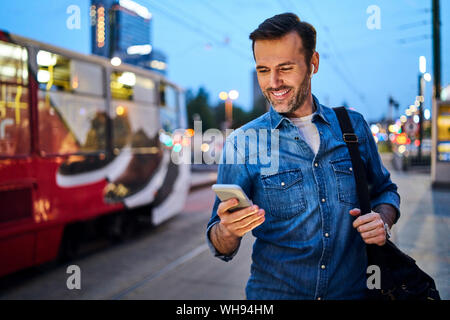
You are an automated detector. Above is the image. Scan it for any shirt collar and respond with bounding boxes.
[269,94,331,129]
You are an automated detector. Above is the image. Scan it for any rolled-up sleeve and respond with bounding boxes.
[206,133,253,261]
[360,115,401,223]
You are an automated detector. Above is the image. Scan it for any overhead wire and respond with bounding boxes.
[397,34,432,44]
[300,0,372,111]
[397,19,430,30]
[140,0,253,62]
[200,0,251,36]
[156,0,250,48]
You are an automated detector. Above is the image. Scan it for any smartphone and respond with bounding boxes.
[212,184,253,212]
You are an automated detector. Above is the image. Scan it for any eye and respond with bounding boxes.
[257,69,269,74]
[280,67,293,72]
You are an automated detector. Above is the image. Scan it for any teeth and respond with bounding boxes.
[273,89,289,96]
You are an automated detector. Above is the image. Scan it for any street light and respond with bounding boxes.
[419,56,427,74]
[111,56,122,66]
[219,91,228,101]
[219,90,239,128]
[417,56,428,161]
[228,90,239,100]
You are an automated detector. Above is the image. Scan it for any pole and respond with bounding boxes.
[418,74,424,161]
[225,99,232,128]
[432,0,441,100]
[431,0,442,186]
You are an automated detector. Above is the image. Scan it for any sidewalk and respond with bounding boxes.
[189,170,217,191]
[382,153,450,299]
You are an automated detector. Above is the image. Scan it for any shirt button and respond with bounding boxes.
[324,233,329,238]
[321,198,326,203]
[314,162,318,167]
[349,167,353,171]
[294,136,299,140]
[281,182,285,186]
[321,265,326,269]
[317,297,322,300]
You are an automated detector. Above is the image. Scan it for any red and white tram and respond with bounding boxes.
[0,30,191,277]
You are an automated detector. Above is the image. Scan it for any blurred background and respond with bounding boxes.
[0,0,448,300]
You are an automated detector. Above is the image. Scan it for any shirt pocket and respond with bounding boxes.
[261,168,307,220]
[330,158,358,206]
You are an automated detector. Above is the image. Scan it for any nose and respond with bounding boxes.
[269,70,283,89]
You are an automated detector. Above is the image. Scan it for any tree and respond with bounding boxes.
[212,101,254,130]
[250,95,269,119]
[186,87,269,131]
[186,87,217,131]
[231,104,253,129]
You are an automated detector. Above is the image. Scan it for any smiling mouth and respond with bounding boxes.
[270,88,291,99]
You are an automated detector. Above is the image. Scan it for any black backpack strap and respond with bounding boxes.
[333,107,371,214]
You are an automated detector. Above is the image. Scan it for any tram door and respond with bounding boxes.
[0,39,36,276]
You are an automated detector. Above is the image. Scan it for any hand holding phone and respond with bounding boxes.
[211,184,265,242]
[212,184,253,212]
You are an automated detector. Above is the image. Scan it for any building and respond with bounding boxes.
[91,0,115,57]
[90,0,167,75]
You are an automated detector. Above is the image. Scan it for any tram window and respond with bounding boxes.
[0,40,28,85]
[110,71,135,100]
[0,41,30,156]
[37,51,107,155]
[134,75,155,104]
[37,50,103,96]
[71,60,103,96]
[110,74,157,154]
[178,91,187,128]
[37,50,71,92]
[159,83,179,133]
[159,82,178,110]
[0,85,30,157]
[37,90,107,155]
[111,72,155,102]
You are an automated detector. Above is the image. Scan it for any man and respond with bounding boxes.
[206,13,400,300]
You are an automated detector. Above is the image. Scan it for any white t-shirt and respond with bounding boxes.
[290,113,320,155]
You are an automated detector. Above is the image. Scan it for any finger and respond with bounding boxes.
[357,218,384,233]
[235,209,265,230]
[353,212,378,229]
[228,205,260,223]
[217,198,239,216]
[360,227,384,240]
[235,213,265,236]
[219,205,260,228]
[364,234,386,246]
[349,208,361,217]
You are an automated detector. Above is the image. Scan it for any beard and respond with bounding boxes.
[263,68,311,115]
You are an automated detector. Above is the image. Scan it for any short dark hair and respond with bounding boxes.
[249,13,316,63]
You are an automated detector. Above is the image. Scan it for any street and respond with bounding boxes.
[0,154,448,300]
[0,175,252,300]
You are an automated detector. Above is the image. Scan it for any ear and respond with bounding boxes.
[310,51,320,78]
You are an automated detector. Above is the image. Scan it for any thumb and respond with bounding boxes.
[349,208,361,217]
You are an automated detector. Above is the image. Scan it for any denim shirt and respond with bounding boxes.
[206,95,400,300]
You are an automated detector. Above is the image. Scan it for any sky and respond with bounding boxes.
[0,0,448,122]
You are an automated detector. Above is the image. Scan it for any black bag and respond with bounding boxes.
[333,107,441,300]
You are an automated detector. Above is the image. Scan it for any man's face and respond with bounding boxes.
[254,31,311,115]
